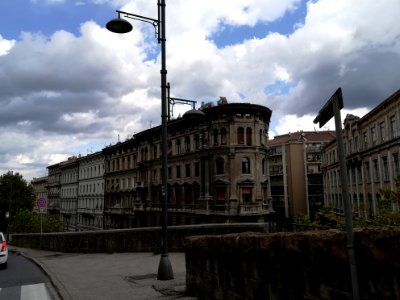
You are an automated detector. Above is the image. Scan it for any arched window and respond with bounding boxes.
[241,157,251,174]
[237,127,244,144]
[246,127,252,145]
[216,157,224,174]
[221,128,227,145]
[213,129,219,146]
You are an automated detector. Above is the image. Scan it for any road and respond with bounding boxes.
[0,252,60,300]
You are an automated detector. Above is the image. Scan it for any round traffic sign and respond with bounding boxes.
[36,197,47,208]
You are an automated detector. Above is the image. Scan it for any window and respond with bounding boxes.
[382,157,389,181]
[373,159,379,182]
[380,122,386,143]
[153,145,158,159]
[242,188,252,203]
[391,115,398,139]
[365,161,370,182]
[176,139,181,154]
[246,127,252,145]
[259,129,263,145]
[213,129,219,146]
[176,165,181,178]
[194,162,200,177]
[393,153,399,176]
[237,127,244,144]
[363,132,368,149]
[185,136,191,152]
[220,128,227,145]
[354,136,358,152]
[194,134,200,149]
[185,164,191,177]
[241,157,251,174]
[216,157,224,175]
[262,158,266,175]
[168,142,172,156]
[371,127,376,146]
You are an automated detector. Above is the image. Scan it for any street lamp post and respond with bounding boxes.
[106,0,173,280]
[167,82,197,120]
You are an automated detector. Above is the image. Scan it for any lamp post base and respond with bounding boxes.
[157,253,174,280]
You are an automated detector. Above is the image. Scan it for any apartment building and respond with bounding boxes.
[46,163,61,218]
[322,89,400,217]
[59,157,79,231]
[31,176,48,213]
[77,152,105,230]
[103,101,273,229]
[267,131,336,219]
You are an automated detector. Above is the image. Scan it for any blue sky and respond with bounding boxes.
[211,2,307,47]
[0,1,110,39]
[0,0,399,180]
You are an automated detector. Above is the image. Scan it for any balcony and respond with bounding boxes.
[104,206,134,215]
[239,204,269,215]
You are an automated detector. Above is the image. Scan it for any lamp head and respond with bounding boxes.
[106,18,133,34]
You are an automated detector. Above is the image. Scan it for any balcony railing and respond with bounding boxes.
[239,204,269,215]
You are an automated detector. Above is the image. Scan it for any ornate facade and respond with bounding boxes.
[103,102,273,229]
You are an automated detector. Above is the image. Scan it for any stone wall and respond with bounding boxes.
[10,223,268,253]
[185,227,400,300]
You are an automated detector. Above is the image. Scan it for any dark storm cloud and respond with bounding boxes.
[276,48,400,117]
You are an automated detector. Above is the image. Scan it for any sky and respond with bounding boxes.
[0,0,399,181]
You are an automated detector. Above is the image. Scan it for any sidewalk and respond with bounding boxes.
[10,246,196,300]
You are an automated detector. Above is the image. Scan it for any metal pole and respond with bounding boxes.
[157,0,173,280]
[332,97,360,300]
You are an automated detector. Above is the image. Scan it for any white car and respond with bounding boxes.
[0,232,8,269]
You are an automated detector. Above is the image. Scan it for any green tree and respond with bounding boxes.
[0,171,35,231]
[10,210,63,233]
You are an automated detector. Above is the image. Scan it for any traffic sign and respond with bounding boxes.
[36,197,47,208]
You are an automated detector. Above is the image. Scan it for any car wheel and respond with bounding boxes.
[0,262,6,269]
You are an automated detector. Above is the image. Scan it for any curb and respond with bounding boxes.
[9,248,71,300]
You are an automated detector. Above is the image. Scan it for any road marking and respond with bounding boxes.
[21,283,51,300]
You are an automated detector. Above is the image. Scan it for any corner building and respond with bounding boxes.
[103,102,273,229]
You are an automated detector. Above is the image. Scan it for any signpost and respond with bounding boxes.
[36,198,47,235]
[313,88,360,300]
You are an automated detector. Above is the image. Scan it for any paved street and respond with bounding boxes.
[9,246,196,300]
[0,252,60,300]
